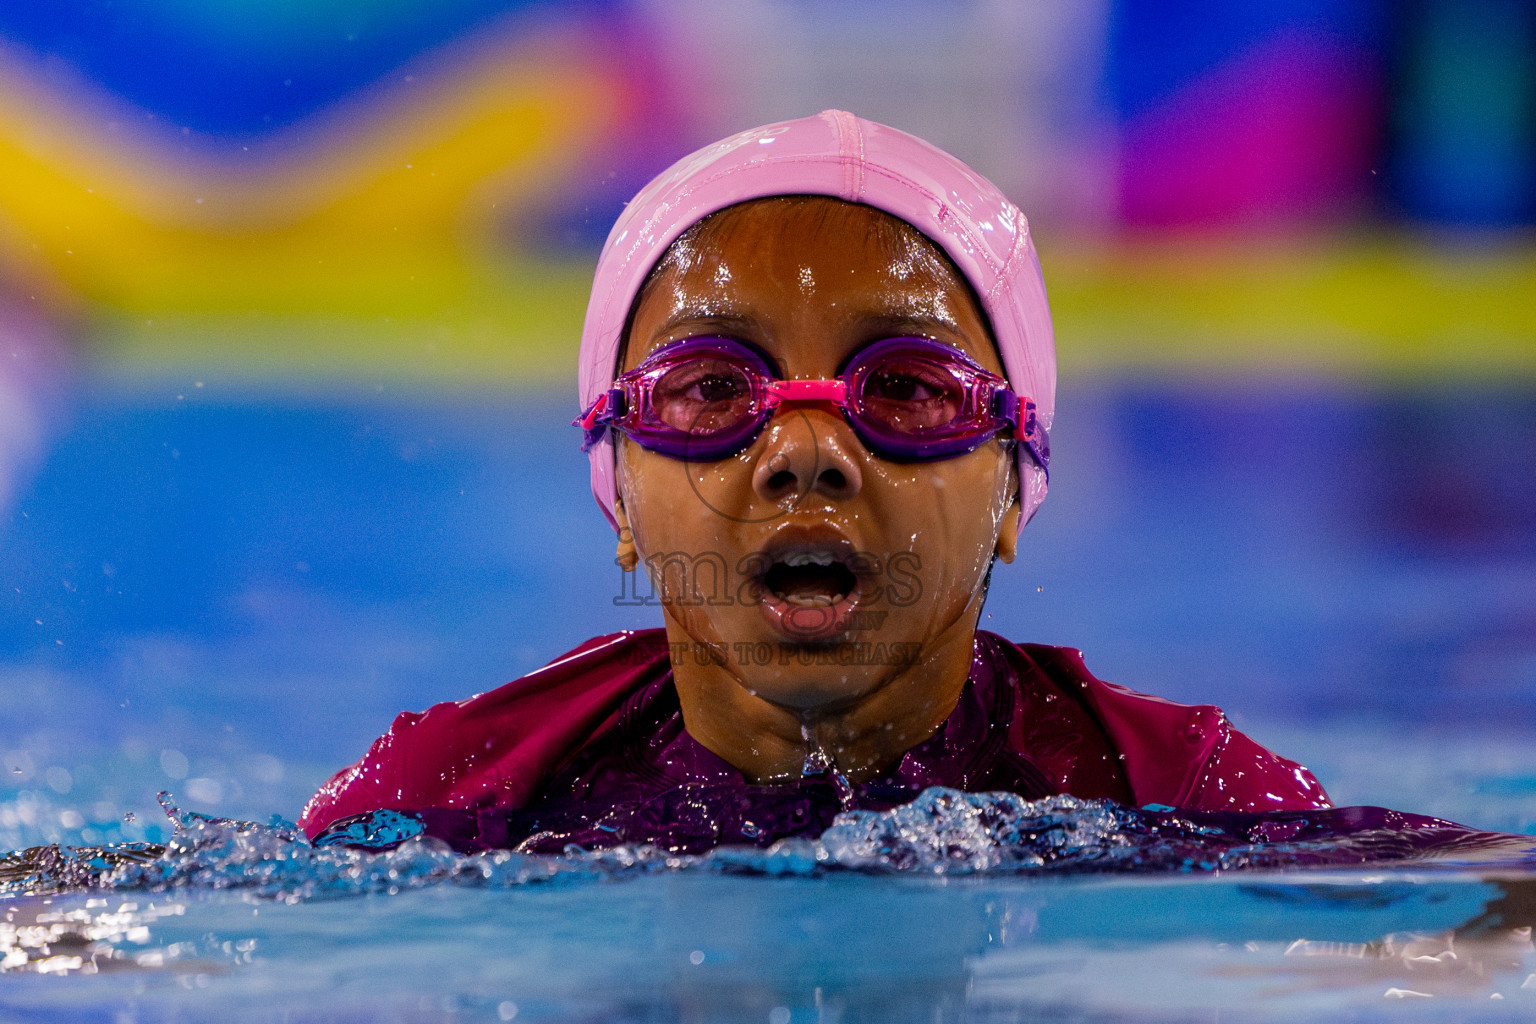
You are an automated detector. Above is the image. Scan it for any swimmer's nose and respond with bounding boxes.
[752,408,862,503]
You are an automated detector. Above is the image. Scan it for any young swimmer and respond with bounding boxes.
[300,111,1331,854]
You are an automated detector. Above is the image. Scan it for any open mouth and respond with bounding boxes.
[762,552,858,607]
[753,536,867,642]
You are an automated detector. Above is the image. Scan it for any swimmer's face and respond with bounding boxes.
[616,197,1019,726]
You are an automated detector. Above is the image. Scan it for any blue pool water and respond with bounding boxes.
[3,373,1535,1020]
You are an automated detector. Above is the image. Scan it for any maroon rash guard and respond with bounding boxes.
[300,630,1331,854]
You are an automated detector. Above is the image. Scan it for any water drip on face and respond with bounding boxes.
[800,721,856,811]
[798,721,826,776]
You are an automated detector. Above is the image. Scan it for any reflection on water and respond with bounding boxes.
[2,898,193,976]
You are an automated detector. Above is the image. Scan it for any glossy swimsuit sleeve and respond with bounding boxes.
[298,630,670,838]
[1007,638,1332,813]
[1178,720,1332,813]
[298,708,433,838]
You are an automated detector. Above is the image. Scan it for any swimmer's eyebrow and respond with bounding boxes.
[650,309,759,338]
[855,310,965,338]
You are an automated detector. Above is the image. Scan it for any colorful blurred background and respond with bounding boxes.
[1,0,1533,394]
[2,0,1535,844]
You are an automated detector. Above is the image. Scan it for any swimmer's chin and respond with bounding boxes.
[733,659,890,716]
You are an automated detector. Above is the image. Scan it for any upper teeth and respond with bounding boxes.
[783,552,837,567]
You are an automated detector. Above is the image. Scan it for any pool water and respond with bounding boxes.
[6,792,1536,1021]
[3,373,1535,1020]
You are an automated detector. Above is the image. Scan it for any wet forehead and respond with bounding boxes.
[623,199,1000,374]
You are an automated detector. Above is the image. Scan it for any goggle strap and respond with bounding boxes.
[990,389,1019,428]
[1024,403,1050,480]
[575,388,629,453]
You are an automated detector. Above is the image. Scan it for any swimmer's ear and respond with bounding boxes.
[995,500,1021,565]
[614,499,639,573]
[993,449,1021,564]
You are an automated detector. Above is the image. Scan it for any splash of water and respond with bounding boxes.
[3,788,1532,903]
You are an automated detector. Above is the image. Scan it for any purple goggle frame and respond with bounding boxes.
[576,335,1048,474]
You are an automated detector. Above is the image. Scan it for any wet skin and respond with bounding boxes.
[613,197,1021,784]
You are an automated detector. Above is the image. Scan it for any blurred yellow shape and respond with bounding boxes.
[1048,234,1536,379]
[0,32,1530,386]
[0,30,622,382]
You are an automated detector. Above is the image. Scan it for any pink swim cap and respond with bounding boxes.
[577,109,1056,536]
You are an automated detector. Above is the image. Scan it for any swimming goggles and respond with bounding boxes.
[576,335,1047,472]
